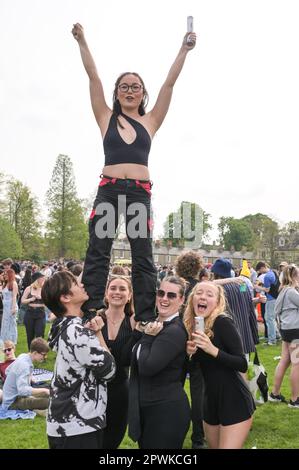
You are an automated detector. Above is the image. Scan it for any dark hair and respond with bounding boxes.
[112,72,149,128]
[66,261,76,270]
[175,251,203,279]
[255,261,267,272]
[22,268,32,290]
[199,268,210,281]
[68,264,83,277]
[161,276,186,298]
[41,271,78,317]
[30,337,49,354]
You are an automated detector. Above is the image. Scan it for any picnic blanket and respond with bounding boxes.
[0,405,36,420]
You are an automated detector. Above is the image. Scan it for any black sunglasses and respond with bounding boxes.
[4,348,13,353]
[157,289,178,300]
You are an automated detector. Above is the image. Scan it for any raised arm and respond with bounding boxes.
[72,23,111,133]
[149,32,196,132]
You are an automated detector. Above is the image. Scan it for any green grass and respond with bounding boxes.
[0,326,298,449]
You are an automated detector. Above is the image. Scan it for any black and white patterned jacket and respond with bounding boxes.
[47,316,116,437]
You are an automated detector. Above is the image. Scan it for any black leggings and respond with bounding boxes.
[48,429,103,449]
[103,380,129,449]
[139,396,191,449]
[24,308,46,350]
[82,179,157,321]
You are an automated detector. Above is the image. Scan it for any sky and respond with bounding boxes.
[1,0,299,243]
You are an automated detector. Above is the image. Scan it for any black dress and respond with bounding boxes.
[101,315,133,449]
[127,316,191,449]
[192,315,255,426]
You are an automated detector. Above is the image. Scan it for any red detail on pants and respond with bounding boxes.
[89,209,96,220]
[136,180,152,195]
[148,218,154,231]
[99,177,117,186]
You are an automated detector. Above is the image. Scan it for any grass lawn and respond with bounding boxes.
[1,324,298,449]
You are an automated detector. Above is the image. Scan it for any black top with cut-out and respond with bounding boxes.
[103,113,151,167]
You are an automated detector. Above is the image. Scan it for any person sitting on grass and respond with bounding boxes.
[0,340,17,384]
[1,337,50,412]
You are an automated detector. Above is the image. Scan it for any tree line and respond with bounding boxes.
[1,154,298,262]
[0,154,88,261]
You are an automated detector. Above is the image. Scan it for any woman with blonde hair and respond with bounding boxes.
[21,272,46,350]
[99,274,136,448]
[0,340,16,384]
[185,282,255,449]
[270,265,299,407]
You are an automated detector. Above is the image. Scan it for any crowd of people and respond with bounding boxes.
[1,21,299,451]
[1,251,298,449]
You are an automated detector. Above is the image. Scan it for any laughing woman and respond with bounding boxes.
[100,274,136,449]
[125,276,190,449]
[71,23,196,322]
[184,282,255,449]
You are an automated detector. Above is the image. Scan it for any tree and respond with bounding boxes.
[45,154,88,259]
[241,213,279,264]
[280,221,299,238]
[0,217,22,259]
[162,201,211,248]
[0,177,43,258]
[5,179,42,257]
[218,217,254,251]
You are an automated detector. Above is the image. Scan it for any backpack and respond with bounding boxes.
[268,271,280,299]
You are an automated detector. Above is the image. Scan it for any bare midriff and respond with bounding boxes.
[102,163,150,180]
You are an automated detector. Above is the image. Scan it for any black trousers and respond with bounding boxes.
[189,362,205,445]
[82,179,157,322]
[48,429,103,449]
[138,396,191,449]
[261,302,268,338]
[103,380,128,449]
[23,308,46,350]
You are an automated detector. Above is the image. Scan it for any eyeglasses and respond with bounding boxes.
[39,352,47,357]
[3,348,13,353]
[157,289,178,300]
[118,83,143,93]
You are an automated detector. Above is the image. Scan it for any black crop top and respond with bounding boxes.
[103,113,151,167]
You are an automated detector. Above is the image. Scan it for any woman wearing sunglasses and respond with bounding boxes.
[71,23,196,324]
[125,276,190,449]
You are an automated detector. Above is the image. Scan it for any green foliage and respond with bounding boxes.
[242,214,279,263]
[0,217,22,259]
[0,177,42,257]
[162,201,211,248]
[218,213,280,258]
[218,216,254,251]
[45,154,88,259]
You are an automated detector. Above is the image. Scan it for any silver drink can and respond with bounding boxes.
[194,316,205,333]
